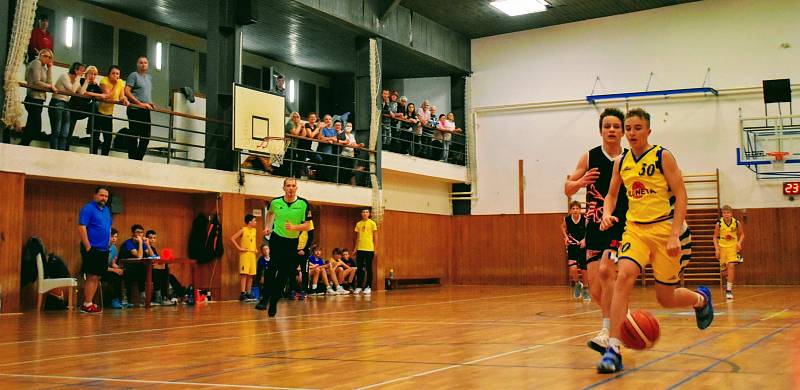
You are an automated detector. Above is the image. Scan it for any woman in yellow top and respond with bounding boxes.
[714,205,745,300]
[94,65,128,155]
[231,214,259,301]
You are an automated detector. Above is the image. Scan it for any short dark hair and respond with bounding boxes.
[244,214,255,224]
[137,55,148,61]
[68,62,84,75]
[146,230,156,237]
[111,228,118,236]
[107,65,121,74]
[334,120,342,125]
[131,224,144,233]
[625,108,651,125]
[311,244,319,252]
[307,111,317,119]
[599,108,625,129]
[341,248,350,254]
[332,248,341,256]
[94,185,110,194]
[38,15,49,21]
[569,201,581,209]
[439,114,446,119]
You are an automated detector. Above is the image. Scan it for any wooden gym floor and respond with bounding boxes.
[0,286,797,389]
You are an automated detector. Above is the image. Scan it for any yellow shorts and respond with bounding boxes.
[239,252,257,276]
[618,220,692,285]
[718,246,740,270]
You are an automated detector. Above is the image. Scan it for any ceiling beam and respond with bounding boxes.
[379,0,402,22]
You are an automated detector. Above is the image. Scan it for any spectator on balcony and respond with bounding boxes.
[428,105,439,127]
[388,91,399,114]
[96,65,128,155]
[49,62,84,150]
[284,111,305,177]
[340,122,362,184]
[444,112,462,163]
[124,56,155,160]
[397,96,407,120]
[432,114,454,161]
[67,66,106,151]
[21,49,54,146]
[302,112,322,178]
[415,100,432,155]
[395,102,417,155]
[317,115,337,182]
[27,15,53,63]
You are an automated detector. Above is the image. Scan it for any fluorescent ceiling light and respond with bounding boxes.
[65,17,73,48]
[289,79,295,103]
[490,0,548,16]
[155,42,163,70]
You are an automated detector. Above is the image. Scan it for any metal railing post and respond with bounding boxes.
[167,113,174,164]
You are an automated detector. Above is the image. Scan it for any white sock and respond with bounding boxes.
[602,318,610,330]
[726,282,733,291]
[312,284,317,290]
[83,302,92,307]
[607,337,621,352]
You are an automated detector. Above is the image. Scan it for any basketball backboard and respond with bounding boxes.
[233,83,286,157]
[737,114,800,179]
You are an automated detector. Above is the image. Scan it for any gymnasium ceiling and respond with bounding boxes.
[80,0,698,77]
[399,0,701,38]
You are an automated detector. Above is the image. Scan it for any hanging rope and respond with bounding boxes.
[465,76,478,186]
[368,38,384,225]
[2,0,39,129]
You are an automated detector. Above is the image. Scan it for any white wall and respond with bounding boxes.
[470,0,800,214]
[382,170,452,215]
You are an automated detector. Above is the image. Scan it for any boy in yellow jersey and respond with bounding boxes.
[353,209,378,295]
[231,214,259,301]
[597,108,713,373]
[714,205,745,300]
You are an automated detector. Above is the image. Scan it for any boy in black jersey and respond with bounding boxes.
[561,201,587,299]
[565,108,629,353]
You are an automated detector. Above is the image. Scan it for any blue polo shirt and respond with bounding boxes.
[78,201,112,250]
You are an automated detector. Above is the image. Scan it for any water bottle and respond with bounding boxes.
[386,269,395,290]
[186,284,195,305]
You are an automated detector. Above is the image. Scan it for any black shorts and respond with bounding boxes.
[269,234,300,265]
[585,219,626,263]
[567,245,586,269]
[81,247,108,276]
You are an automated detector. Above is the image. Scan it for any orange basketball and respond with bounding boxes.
[620,309,660,350]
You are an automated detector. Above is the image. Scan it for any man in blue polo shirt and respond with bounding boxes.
[78,186,112,314]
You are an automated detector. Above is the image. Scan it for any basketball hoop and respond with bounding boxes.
[256,136,291,166]
[766,151,789,171]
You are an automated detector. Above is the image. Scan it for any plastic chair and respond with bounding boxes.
[36,254,78,310]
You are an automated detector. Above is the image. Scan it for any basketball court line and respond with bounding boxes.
[666,318,800,389]
[0,290,555,346]
[0,320,370,369]
[353,331,597,389]
[0,373,315,389]
[582,303,799,389]
[558,309,601,318]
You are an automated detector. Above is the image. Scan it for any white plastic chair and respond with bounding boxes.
[36,254,77,310]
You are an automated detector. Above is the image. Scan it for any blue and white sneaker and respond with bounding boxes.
[695,285,714,329]
[110,298,123,309]
[573,282,583,299]
[596,347,623,374]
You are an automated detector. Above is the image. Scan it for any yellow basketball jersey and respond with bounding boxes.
[717,217,739,248]
[241,227,257,252]
[619,145,675,223]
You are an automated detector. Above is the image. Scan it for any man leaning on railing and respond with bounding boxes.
[124,56,155,161]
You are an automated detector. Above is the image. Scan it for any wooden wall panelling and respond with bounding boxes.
[0,172,25,313]
[737,208,800,285]
[377,210,453,289]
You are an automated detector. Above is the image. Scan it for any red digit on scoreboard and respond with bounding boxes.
[784,182,800,195]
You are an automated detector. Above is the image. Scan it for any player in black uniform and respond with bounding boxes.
[565,107,628,353]
[561,201,587,299]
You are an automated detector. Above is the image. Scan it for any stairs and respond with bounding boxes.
[641,170,722,287]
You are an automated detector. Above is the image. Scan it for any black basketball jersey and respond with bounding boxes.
[585,145,629,227]
[565,215,586,245]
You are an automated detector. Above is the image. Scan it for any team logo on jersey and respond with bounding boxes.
[627,181,656,199]
[725,234,733,240]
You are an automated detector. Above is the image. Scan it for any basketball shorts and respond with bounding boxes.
[585,218,626,264]
[618,220,692,285]
[567,245,585,269]
[239,252,257,276]
[718,245,741,271]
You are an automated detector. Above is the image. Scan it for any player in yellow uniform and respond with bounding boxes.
[231,214,259,301]
[714,205,745,300]
[597,108,714,373]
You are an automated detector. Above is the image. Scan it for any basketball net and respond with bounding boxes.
[255,136,290,166]
[368,38,384,225]
[767,151,789,171]
[2,0,39,128]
